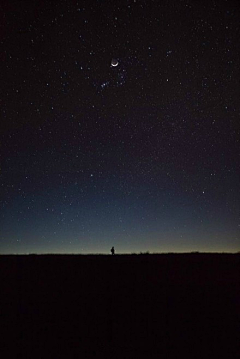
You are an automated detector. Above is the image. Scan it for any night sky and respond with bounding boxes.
[1,0,239,254]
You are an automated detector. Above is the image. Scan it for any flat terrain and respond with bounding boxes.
[1,254,239,358]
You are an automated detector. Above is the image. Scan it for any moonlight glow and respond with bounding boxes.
[111,58,118,67]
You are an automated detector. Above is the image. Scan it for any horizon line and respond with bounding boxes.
[0,251,239,256]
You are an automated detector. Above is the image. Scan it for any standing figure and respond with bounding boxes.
[111,246,115,255]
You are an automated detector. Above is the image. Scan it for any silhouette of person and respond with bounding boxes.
[111,246,115,255]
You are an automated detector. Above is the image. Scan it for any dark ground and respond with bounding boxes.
[1,253,239,358]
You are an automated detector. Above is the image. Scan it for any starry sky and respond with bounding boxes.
[1,0,239,254]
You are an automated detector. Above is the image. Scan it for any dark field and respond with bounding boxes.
[1,254,239,358]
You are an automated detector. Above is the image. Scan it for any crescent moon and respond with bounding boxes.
[111,59,118,67]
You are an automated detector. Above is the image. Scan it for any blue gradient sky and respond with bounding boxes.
[1,0,239,254]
